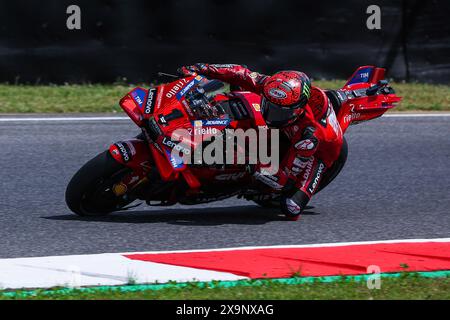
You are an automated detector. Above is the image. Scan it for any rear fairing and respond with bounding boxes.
[334,66,402,133]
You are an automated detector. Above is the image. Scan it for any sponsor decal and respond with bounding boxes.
[252,103,261,111]
[193,120,203,127]
[130,88,147,108]
[302,84,311,99]
[300,157,314,187]
[194,127,218,135]
[286,198,301,214]
[328,108,342,135]
[293,157,309,169]
[344,111,361,124]
[348,67,373,85]
[336,90,347,101]
[165,149,185,169]
[144,88,157,114]
[291,156,310,176]
[268,88,287,99]
[156,85,164,110]
[215,172,246,181]
[176,76,203,99]
[360,72,370,79]
[166,79,188,99]
[211,64,237,68]
[308,162,326,194]
[182,99,194,117]
[159,115,167,125]
[115,142,131,163]
[162,137,191,155]
[295,139,316,151]
[192,119,230,127]
[254,171,283,190]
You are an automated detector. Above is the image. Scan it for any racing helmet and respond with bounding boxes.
[261,71,311,127]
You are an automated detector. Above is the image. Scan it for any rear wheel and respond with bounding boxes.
[65,151,134,216]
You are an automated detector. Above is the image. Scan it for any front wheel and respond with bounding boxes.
[65,151,134,216]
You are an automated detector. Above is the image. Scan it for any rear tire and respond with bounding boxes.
[65,151,134,216]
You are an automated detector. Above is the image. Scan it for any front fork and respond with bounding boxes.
[108,138,153,196]
[108,135,202,199]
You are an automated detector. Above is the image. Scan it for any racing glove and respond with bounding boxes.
[177,63,209,77]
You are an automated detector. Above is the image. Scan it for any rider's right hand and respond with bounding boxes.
[177,66,198,77]
[177,63,209,77]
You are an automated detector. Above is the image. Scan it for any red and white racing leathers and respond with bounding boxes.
[188,64,344,215]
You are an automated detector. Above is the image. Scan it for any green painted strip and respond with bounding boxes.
[2,270,449,298]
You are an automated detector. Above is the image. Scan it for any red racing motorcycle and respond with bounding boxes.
[66,66,401,216]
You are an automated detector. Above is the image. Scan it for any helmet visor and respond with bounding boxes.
[261,97,299,127]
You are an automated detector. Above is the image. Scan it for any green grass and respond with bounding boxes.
[0,81,448,113]
[1,274,449,300]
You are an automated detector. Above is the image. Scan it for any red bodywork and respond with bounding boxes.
[108,66,401,204]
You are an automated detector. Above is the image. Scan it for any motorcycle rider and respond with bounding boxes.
[178,63,344,220]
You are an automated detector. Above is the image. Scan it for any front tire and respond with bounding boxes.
[65,151,134,216]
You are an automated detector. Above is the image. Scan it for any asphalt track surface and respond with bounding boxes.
[1,115,449,258]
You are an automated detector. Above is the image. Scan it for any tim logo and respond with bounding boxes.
[360,72,369,79]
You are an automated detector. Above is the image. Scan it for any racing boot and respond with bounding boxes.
[280,190,310,221]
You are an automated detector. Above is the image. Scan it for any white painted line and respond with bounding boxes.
[0,254,245,290]
[119,237,450,255]
[0,117,129,122]
[0,113,449,122]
